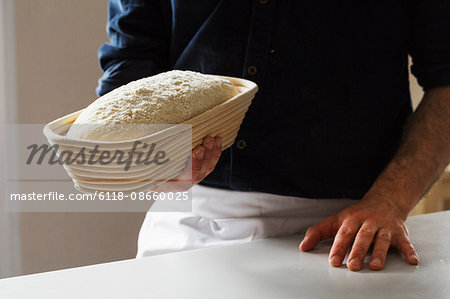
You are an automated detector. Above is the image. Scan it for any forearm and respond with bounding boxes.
[363,86,450,218]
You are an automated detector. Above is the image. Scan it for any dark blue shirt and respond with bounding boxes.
[97,0,450,199]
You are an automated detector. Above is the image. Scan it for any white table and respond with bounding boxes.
[1,211,449,299]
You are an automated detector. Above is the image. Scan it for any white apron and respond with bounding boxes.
[137,185,357,257]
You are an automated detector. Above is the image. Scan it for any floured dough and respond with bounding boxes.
[66,70,239,141]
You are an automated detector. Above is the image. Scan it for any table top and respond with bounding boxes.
[1,211,449,299]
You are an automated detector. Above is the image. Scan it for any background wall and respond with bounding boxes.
[13,0,145,276]
[409,57,423,109]
[1,0,21,279]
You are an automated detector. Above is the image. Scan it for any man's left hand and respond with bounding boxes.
[299,197,419,271]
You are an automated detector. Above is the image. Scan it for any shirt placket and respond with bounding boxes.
[230,0,276,190]
[241,0,277,84]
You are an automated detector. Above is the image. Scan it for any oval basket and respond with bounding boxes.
[43,76,258,194]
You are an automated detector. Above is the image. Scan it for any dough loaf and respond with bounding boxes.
[66,70,239,141]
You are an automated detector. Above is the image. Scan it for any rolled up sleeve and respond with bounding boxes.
[409,0,450,91]
[97,0,170,96]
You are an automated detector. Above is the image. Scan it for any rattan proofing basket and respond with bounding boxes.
[43,76,258,194]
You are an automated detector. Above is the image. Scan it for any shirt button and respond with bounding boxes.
[259,0,269,4]
[247,66,257,75]
[236,139,247,150]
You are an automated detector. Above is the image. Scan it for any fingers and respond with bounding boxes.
[300,217,336,252]
[147,136,221,192]
[329,220,360,268]
[395,236,419,265]
[347,223,377,271]
[299,204,419,272]
[193,136,222,185]
[369,229,392,270]
[191,146,205,181]
[206,137,222,173]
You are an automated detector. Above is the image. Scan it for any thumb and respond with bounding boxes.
[300,217,336,252]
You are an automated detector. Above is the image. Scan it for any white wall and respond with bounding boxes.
[0,0,21,279]
[12,0,145,277]
[409,57,424,109]
[15,0,107,123]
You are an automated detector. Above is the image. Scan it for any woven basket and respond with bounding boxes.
[43,76,257,194]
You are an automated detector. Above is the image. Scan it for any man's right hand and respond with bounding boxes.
[149,135,222,192]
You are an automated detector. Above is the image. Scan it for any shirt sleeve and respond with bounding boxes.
[96,0,170,96]
[409,0,450,91]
